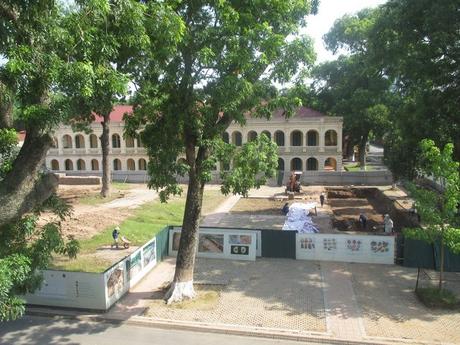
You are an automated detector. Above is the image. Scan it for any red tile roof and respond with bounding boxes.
[93,105,133,123]
[94,105,325,123]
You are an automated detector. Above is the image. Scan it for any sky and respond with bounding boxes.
[304,0,387,63]
[0,1,387,70]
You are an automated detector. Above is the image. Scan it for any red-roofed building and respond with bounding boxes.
[45,105,343,183]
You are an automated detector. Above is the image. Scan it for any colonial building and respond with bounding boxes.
[45,105,343,182]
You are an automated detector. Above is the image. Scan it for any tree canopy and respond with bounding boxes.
[126,0,318,302]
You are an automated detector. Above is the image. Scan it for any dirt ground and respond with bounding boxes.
[327,188,384,232]
[44,184,156,240]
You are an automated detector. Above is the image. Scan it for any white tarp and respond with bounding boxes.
[282,202,319,233]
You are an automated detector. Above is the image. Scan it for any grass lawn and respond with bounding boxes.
[50,189,227,272]
[344,163,374,172]
[78,190,126,205]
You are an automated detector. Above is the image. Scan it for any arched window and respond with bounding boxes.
[51,159,59,170]
[52,137,58,148]
[75,134,85,148]
[291,157,302,171]
[65,159,73,171]
[222,132,229,144]
[291,130,303,146]
[277,158,285,171]
[91,159,99,171]
[89,134,98,148]
[306,157,318,171]
[325,130,338,146]
[127,159,135,170]
[76,159,86,170]
[125,136,135,148]
[113,158,122,171]
[261,130,271,140]
[247,131,257,142]
[62,135,72,149]
[112,134,121,148]
[324,157,337,171]
[138,158,147,170]
[274,131,285,146]
[232,131,242,146]
[307,130,319,146]
[137,137,144,148]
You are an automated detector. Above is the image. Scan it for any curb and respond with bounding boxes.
[26,307,454,345]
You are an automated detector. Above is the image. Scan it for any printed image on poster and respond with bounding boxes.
[371,240,389,253]
[198,234,224,253]
[229,235,252,245]
[143,241,156,266]
[172,232,181,251]
[129,252,142,280]
[323,238,337,251]
[106,268,124,298]
[300,237,315,250]
[346,239,361,252]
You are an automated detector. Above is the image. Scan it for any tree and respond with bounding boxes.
[368,0,460,167]
[127,0,317,303]
[404,140,460,290]
[312,55,391,168]
[310,8,392,168]
[61,0,182,197]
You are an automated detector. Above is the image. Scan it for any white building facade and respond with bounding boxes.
[45,106,343,183]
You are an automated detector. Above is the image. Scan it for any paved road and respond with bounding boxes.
[0,316,328,345]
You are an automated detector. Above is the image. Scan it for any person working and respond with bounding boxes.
[359,214,367,229]
[320,193,325,207]
[112,226,121,249]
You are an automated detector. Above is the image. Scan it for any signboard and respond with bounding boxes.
[169,228,256,261]
[296,233,395,264]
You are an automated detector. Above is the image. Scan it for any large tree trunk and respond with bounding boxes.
[0,127,58,227]
[358,133,368,170]
[100,114,111,197]
[165,146,205,304]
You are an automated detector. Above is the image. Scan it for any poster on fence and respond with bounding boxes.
[169,228,256,261]
[296,233,394,264]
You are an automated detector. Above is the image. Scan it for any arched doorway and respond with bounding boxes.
[324,157,337,171]
[291,130,303,146]
[274,131,285,146]
[307,130,319,146]
[277,158,285,171]
[138,158,147,170]
[306,157,318,171]
[127,159,135,170]
[65,159,73,170]
[113,158,122,171]
[291,157,302,171]
[75,134,85,148]
[51,159,59,170]
[90,134,98,148]
[232,131,242,146]
[62,135,72,148]
[112,134,121,148]
[76,159,86,170]
[325,130,337,146]
[91,159,99,171]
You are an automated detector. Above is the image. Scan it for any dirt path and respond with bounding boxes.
[50,184,158,240]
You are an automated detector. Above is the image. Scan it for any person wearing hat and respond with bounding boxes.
[112,226,121,249]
